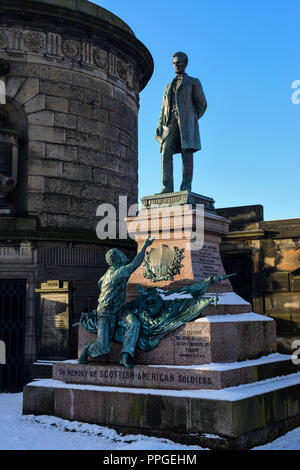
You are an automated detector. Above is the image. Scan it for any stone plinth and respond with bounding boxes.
[78,312,277,366]
[23,373,300,449]
[125,198,233,300]
[53,354,299,390]
[141,191,215,211]
[21,189,300,448]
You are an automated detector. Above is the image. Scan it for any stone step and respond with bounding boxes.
[53,353,300,390]
[78,312,277,366]
[23,372,300,449]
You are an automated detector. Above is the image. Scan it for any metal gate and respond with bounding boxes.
[0,279,26,392]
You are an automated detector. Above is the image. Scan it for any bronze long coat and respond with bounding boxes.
[155,74,207,154]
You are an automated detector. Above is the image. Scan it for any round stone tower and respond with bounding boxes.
[0,0,153,389]
[0,0,153,229]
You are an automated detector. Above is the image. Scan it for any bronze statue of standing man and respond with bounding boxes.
[155,52,207,193]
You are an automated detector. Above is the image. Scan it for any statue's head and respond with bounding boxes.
[173,51,188,75]
[105,248,129,268]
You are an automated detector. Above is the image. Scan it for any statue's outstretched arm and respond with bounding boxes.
[126,236,154,275]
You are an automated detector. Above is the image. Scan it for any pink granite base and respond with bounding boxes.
[53,354,297,390]
[78,313,277,366]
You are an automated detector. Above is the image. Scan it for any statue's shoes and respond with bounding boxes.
[180,185,191,192]
[79,345,89,364]
[158,188,174,194]
[120,353,134,368]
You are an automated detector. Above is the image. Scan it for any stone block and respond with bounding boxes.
[73,73,113,96]
[66,129,106,150]
[125,147,137,164]
[55,113,77,129]
[40,80,84,101]
[110,109,137,136]
[10,63,74,84]
[28,111,54,126]
[76,117,115,139]
[62,162,92,181]
[291,273,300,292]
[28,192,69,215]
[45,177,82,197]
[94,107,109,123]
[46,96,69,113]
[264,292,300,315]
[84,89,102,106]
[5,77,25,99]
[101,95,123,113]
[22,374,300,448]
[68,198,98,218]
[107,141,127,159]
[23,384,54,416]
[24,95,46,114]
[114,86,138,113]
[69,100,94,119]
[216,205,264,231]
[15,78,39,104]
[46,144,78,162]
[43,193,70,213]
[120,130,137,151]
[28,158,62,177]
[78,313,277,366]
[28,125,66,144]
[108,173,134,193]
[28,141,46,159]
[28,175,45,192]
[45,213,91,231]
[79,149,104,167]
[269,312,300,335]
[80,184,109,201]
[53,354,298,391]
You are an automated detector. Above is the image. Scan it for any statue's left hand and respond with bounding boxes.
[144,235,155,248]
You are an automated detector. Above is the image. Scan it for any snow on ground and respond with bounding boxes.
[0,392,299,450]
[0,393,205,451]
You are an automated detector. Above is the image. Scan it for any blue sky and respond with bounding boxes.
[97,0,299,221]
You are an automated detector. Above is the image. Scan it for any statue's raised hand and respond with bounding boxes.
[144,235,155,248]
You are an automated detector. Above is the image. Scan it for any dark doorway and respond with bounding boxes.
[221,252,254,305]
[0,279,26,392]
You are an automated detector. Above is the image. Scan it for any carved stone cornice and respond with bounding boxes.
[0,0,153,91]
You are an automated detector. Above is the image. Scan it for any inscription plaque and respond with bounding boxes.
[52,362,218,390]
[193,243,224,278]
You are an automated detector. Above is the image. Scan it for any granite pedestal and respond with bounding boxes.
[23,195,300,449]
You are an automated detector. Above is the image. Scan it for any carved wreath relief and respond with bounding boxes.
[143,245,185,282]
[24,31,46,52]
[0,27,138,92]
[93,48,108,69]
[62,39,80,59]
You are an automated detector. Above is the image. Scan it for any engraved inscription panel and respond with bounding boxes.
[54,363,219,390]
[175,328,211,364]
[192,243,225,278]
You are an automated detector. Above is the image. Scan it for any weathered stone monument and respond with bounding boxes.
[23,195,300,449]
[22,12,300,450]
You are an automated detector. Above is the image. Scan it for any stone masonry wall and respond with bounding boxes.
[0,5,153,231]
[5,61,138,231]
